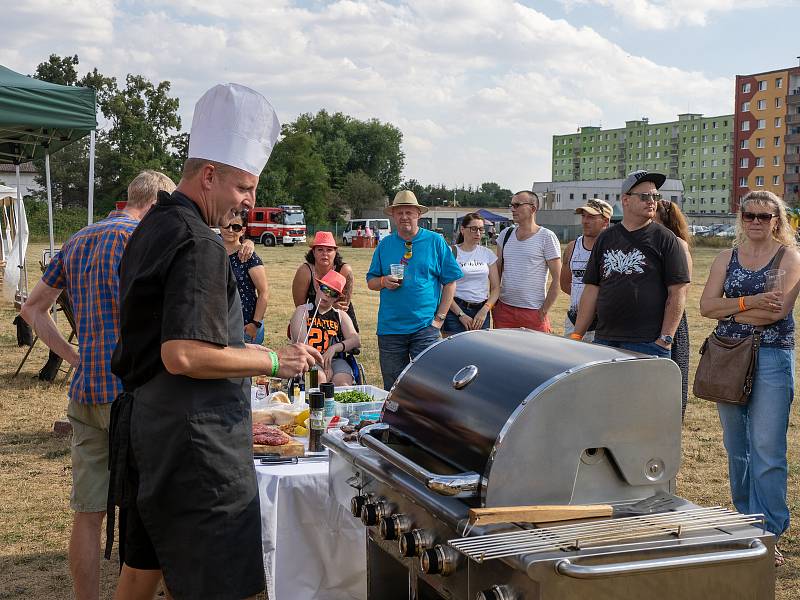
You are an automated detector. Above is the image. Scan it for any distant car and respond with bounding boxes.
[689,225,709,236]
[342,219,391,245]
[716,225,736,238]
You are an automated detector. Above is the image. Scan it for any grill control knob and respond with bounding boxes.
[379,514,412,540]
[475,585,518,600]
[420,544,461,576]
[399,528,434,557]
[350,495,368,519]
[361,500,392,527]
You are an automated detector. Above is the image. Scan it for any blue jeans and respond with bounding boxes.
[717,347,794,537]
[244,323,265,345]
[378,325,441,390]
[441,298,492,335]
[594,338,671,358]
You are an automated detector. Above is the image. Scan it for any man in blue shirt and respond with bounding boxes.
[367,190,463,389]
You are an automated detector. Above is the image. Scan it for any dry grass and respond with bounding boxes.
[1,241,798,598]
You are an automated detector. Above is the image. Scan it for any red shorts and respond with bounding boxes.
[492,300,551,333]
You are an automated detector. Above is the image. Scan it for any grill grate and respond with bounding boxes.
[448,507,765,563]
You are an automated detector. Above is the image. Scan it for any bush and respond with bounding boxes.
[24,201,100,243]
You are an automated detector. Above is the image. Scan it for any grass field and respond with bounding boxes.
[1,241,798,598]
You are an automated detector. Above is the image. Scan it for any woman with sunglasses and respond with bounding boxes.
[221,213,269,344]
[289,270,360,386]
[654,200,693,419]
[292,231,359,332]
[700,191,800,567]
[442,213,500,337]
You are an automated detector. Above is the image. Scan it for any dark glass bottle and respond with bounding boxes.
[308,391,325,453]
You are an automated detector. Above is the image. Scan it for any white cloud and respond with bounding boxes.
[3,0,736,190]
[559,0,784,29]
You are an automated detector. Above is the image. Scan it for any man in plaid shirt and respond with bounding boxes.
[21,170,175,600]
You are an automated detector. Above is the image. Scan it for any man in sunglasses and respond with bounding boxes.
[572,170,689,359]
[494,190,562,332]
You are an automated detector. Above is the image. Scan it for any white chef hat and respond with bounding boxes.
[187,83,280,177]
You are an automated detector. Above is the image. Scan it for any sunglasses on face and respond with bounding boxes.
[400,240,413,266]
[741,211,776,223]
[221,223,244,232]
[319,283,341,299]
[465,225,485,233]
[628,192,663,203]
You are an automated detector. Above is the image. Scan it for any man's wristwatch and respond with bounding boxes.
[434,313,447,321]
[457,311,465,318]
[659,334,674,345]
[249,320,262,328]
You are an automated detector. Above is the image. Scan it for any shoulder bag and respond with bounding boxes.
[693,246,785,405]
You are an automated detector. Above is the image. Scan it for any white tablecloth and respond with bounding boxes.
[256,460,366,600]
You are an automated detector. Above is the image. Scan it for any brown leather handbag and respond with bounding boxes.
[693,246,785,406]
[693,329,762,405]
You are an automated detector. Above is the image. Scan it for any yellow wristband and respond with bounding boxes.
[569,333,583,341]
[738,296,746,312]
[485,302,494,310]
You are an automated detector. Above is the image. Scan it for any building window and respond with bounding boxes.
[755,157,764,167]
[773,156,780,166]
[742,121,750,131]
[740,158,749,168]
[776,97,782,109]
[569,193,574,199]
[742,83,751,93]
[757,99,766,110]
[712,134,719,141]
[776,77,783,89]
[755,176,765,186]
[701,160,707,167]
[773,175,781,185]
[740,139,749,149]
[757,119,766,129]
[774,136,781,147]
[582,193,587,200]
[758,80,767,91]
[741,101,750,112]
[739,177,747,187]
[756,138,765,148]
[775,117,782,128]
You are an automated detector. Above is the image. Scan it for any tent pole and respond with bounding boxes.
[15,164,27,297]
[45,152,55,270]
[87,129,95,225]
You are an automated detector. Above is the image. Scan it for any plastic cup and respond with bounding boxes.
[390,263,405,285]
[765,269,786,293]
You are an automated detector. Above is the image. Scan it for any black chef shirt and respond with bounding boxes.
[112,190,244,390]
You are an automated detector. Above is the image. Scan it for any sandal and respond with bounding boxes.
[775,545,785,568]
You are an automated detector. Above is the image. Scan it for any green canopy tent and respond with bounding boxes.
[0,65,97,301]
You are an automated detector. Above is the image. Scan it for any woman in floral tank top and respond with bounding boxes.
[700,191,800,567]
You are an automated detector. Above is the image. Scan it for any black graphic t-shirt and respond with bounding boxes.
[583,222,689,342]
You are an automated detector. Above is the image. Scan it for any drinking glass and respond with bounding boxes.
[390,263,405,284]
[765,269,786,293]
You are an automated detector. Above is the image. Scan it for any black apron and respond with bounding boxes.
[108,288,265,599]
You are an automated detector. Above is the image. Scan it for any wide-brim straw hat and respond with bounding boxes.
[384,190,429,216]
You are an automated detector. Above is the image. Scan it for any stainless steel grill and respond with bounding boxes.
[324,329,775,600]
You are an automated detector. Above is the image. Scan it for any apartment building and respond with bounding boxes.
[733,64,800,208]
[552,114,733,214]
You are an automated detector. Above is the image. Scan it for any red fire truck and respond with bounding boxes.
[246,205,307,246]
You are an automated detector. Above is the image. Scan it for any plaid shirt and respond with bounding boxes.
[42,211,138,405]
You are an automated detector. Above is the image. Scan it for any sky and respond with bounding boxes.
[4,0,800,192]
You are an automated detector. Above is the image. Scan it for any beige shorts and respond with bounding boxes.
[67,400,112,512]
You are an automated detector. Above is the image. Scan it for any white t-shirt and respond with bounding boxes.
[498,226,561,309]
[454,245,498,303]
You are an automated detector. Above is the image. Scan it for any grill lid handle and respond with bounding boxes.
[358,423,481,498]
[452,365,478,389]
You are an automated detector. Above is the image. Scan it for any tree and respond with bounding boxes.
[30,55,185,214]
[340,171,384,218]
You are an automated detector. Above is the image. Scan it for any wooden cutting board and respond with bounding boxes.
[253,440,305,457]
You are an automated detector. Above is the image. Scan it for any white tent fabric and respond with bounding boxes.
[3,195,28,302]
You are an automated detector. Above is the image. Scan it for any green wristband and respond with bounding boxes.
[269,351,279,377]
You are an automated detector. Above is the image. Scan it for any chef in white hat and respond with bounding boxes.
[109,84,322,600]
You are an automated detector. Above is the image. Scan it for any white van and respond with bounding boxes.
[342,218,391,245]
